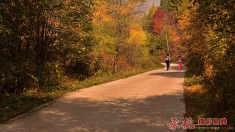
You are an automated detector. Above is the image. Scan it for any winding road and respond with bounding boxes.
[0,63,186,132]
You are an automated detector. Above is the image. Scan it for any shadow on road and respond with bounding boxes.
[3,95,185,132]
[149,71,185,78]
[149,64,186,78]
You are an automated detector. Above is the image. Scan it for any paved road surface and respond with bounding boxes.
[0,63,186,132]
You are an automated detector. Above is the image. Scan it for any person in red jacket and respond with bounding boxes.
[178,56,183,70]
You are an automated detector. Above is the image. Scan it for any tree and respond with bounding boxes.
[92,0,148,72]
[160,0,171,9]
[180,0,235,127]
[0,0,59,94]
[143,2,157,32]
[151,8,179,59]
[0,0,94,96]
[56,0,94,78]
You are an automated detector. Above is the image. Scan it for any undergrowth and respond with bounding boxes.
[183,71,234,132]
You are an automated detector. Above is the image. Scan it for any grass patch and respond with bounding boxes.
[0,64,164,123]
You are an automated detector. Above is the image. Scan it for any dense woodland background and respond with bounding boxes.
[0,0,235,127]
[0,0,165,98]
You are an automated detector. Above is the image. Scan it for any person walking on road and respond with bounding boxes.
[178,55,183,70]
[165,54,171,71]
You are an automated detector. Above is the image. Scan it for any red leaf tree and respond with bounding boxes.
[151,8,181,61]
[151,8,175,36]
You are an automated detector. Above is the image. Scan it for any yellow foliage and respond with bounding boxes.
[93,1,113,25]
[186,85,205,95]
[128,23,146,45]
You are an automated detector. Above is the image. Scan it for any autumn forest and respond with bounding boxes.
[0,0,235,127]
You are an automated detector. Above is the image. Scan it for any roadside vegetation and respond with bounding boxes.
[0,0,164,123]
[0,64,163,123]
[159,0,235,131]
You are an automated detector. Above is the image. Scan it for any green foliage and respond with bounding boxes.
[143,3,157,32]
[0,93,52,123]
[160,0,171,9]
[192,0,235,34]
[184,75,202,86]
[0,0,94,97]
[142,5,163,57]
[161,0,193,19]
